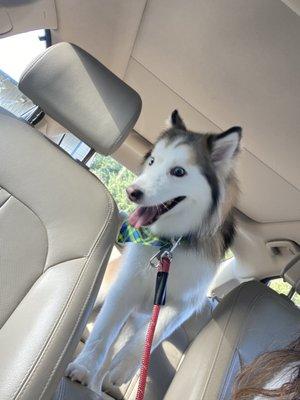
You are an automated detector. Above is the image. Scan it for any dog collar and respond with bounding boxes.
[117,220,178,248]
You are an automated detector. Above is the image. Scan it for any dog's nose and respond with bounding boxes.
[126,186,144,202]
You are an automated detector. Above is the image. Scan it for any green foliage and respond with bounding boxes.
[90,157,299,311]
[90,154,300,309]
[90,154,136,214]
[269,278,300,307]
[224,248,234,261]
[90,154,237,258]
[292,292,300,307]
[269,278,291,296]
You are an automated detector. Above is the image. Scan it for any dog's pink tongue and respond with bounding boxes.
[128,206,158,228]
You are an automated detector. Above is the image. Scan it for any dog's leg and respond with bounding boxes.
[100,311,149,392]
[66,277,144,387]
[107,302,194,386]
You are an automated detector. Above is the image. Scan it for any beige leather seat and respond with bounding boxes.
[0,42,141,400]
[54,280,300,400]
[99,280,299,400]
[164,281,300,400]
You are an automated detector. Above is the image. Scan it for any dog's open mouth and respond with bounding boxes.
[128,196,186,228]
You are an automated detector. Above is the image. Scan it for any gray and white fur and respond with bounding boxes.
[66,110,242,392]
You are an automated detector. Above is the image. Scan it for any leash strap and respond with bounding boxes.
[135,304,160,400]
[135,237,182,400]
[154,257,171,305]
[135,256,171,400]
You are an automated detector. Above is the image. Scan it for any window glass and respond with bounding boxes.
[0,70,37,118]
[0,30,46,81]
[90,154,135,214]
[51,129,135,213]
[268,278,300,307]
[52,134,135,214]
[292,291,300,307]
[224,248,234,261]
[269,278,291,296]
[54,132,91,162]
[0,30,46,119]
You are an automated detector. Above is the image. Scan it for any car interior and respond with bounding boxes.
[0,1,299,400]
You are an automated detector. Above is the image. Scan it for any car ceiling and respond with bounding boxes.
[1,0,300,226]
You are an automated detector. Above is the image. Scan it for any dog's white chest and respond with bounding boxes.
[122,243,215,310]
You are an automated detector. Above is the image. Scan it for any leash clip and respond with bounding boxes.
[148,236,182,268]
[160,250,172,262]
[148,248,168,269]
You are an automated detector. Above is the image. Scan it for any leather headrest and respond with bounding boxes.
[19,42,142,155]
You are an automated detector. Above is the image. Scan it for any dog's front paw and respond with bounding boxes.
[108,352,140,386]
[65,361,92,386]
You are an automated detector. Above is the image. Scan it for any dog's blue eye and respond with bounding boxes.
[149,157,154,166]
[170,167,186,177]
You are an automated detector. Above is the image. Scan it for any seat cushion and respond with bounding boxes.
[53,378,114,400]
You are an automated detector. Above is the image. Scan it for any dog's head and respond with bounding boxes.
[127,110,242,239]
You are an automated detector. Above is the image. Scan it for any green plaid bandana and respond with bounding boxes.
[117,220,172,248]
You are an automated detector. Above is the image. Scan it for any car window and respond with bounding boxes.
[89,153,135,214]
[268,278,300,307]
[52,131,135,214]
[0,29,47,121]
[52,132,92,163]
[224,248,234,261]
[48,131,240,267]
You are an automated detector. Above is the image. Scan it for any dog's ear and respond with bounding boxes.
[208,126,242,165]
[170,110,187,131]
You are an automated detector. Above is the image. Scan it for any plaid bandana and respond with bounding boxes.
[117,220,172,248]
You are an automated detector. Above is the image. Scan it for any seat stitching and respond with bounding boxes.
[204,284,299,399]
[0,256,86,332]
[53,378,64,400]
[218,349,240,400]
[203,287,270,399]
[13,184,113,398]
[9,253,84,399]
[0,193,49,330]
[172,287,242,400]
[215,291,263,399]
[19,45,58,83]
[14,187,115,399]
[171,311,213,378]
[196,283,251,400]
[15,198,113,398]
[58,378,65,400]
[0,194,12,209]
[39,206,115,398]
[15,211,112,398]
[0,185,49,270]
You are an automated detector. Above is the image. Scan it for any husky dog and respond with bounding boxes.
[66,110,242,390]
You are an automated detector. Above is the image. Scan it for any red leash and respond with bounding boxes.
[135,255,172,400]
[135,304,160,400]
